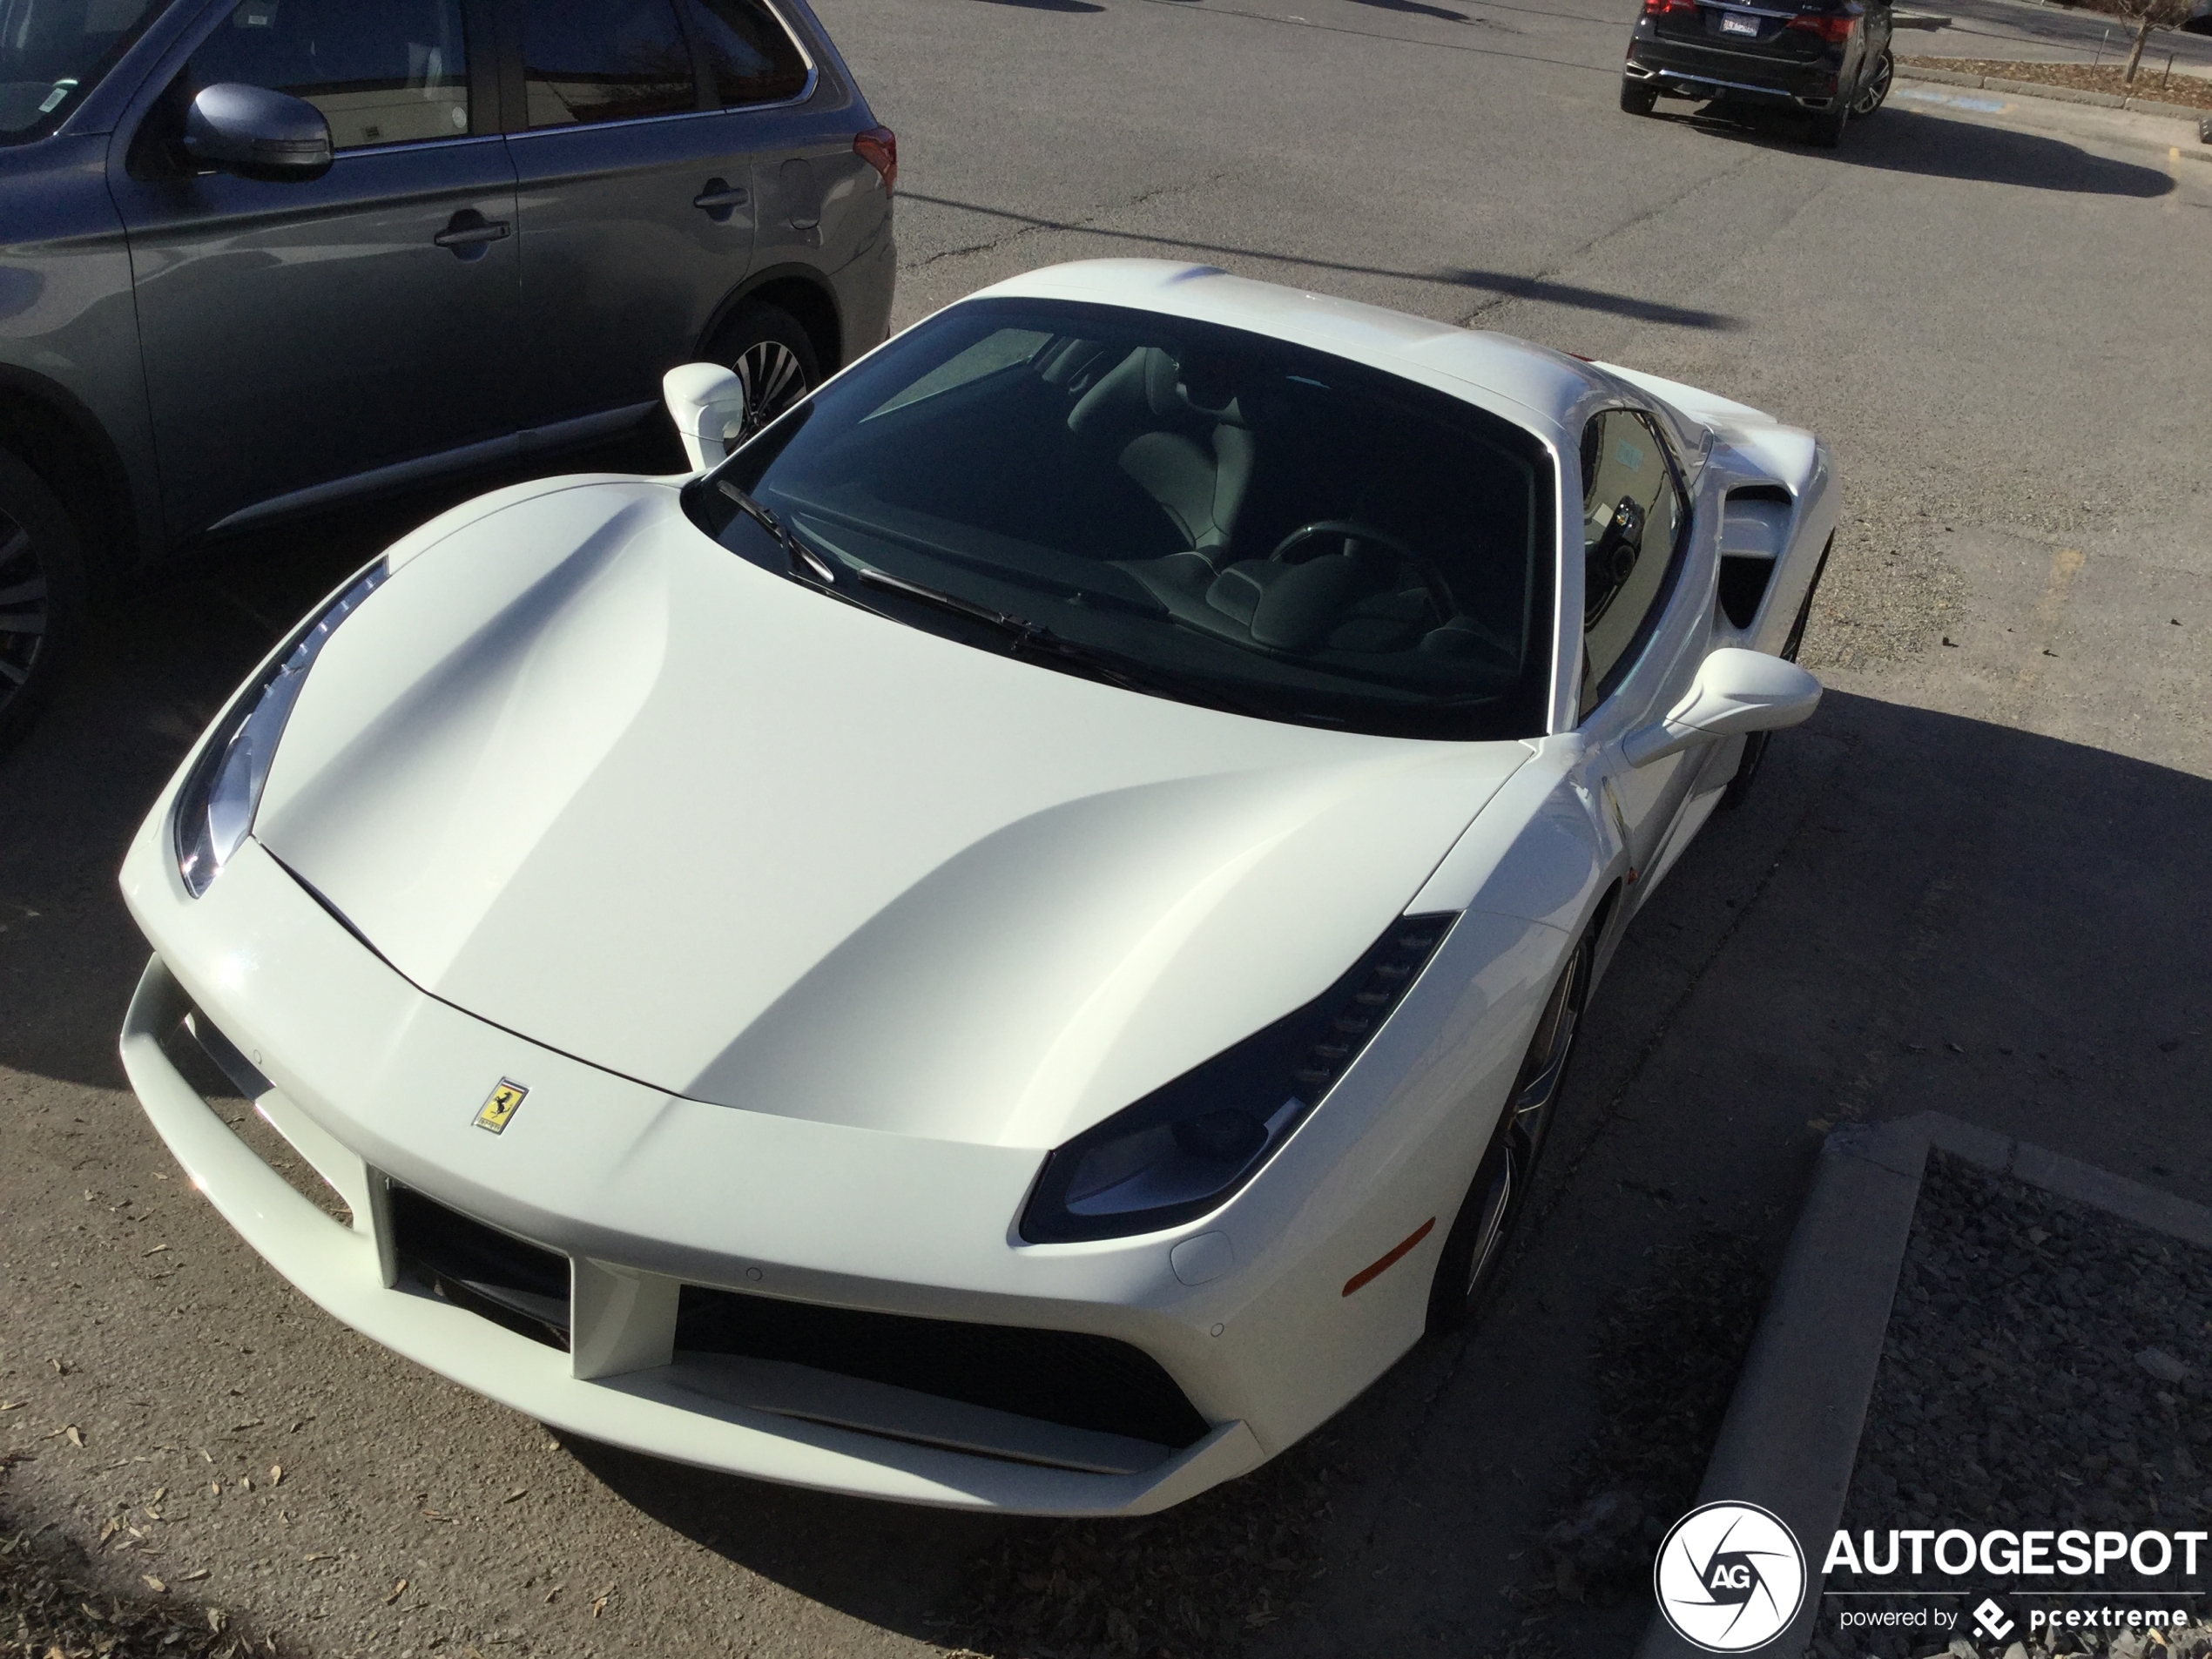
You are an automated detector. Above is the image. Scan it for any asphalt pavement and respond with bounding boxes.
[2,3,2208,1654]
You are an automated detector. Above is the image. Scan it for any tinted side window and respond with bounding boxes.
[186,0,469,151]
[686,0,807,105]
[523,0,697,127]
[1,0,166,143]
[1578,408,1688,714]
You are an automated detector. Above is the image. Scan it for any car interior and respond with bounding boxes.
[0,0,161,133]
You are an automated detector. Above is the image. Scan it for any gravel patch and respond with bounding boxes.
[1824,1150,2212,1658]
[2,1479,274,1659]
[1901,57,2212,110]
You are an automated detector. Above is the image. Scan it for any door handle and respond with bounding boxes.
[693,179,750,219]
[434,210,510,256]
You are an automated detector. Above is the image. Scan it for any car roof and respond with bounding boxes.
[963,260,1638,451]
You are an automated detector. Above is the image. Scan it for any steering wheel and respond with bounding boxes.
[1267,519,1456,624]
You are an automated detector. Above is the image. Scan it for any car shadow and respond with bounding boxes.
[899,192,1748,329]
[1662,98,2179,195]
[973,0,1108,12]
[556,1433,1005,1639]
[11,457,2212,1658]
[1343,0,1476,23]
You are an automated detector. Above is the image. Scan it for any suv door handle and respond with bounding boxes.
[434,209,509,255]
[693,179,750,219]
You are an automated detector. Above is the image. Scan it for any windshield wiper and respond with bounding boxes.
[718,479,837,585]
[853,567,1264,718]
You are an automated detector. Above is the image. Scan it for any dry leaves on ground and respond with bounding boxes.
[1903,56,2212,110]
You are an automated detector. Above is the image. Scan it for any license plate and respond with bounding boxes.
[1720,12,1761,34]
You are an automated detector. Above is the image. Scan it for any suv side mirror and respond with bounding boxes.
[663,363,748,472]
[183,84,333,181]
[1622,646,1821,767]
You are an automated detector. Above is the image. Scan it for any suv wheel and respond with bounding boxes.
[0,449,87,757]
[1621,78,1659,115]
[709,302,821,446]
[1850,47,1894,116]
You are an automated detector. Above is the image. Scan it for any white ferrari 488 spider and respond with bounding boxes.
[118,260,1831,1516]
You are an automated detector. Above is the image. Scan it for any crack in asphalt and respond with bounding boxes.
[900,172,1239,273]
[1451,146,1770,330]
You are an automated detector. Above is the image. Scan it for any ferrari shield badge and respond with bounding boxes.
[474,1079,528,1135]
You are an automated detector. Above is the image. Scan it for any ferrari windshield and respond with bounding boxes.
[685,297,1557,739]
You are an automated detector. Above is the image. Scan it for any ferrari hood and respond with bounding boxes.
[253,482,1530,1149]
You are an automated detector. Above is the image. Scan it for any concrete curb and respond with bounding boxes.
[1632,1112,2212,1659]
[1898,60,2211,124]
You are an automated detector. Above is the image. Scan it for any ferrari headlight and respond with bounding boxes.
[174,561,388,897]
[1019,913,1456,1244]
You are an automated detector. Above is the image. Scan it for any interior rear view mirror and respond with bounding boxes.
[1622,646,1822,767]
[182,84,333,181]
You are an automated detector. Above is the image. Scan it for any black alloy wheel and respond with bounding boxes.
[0,449,86,758]
[1850,47,1894,117]
[1722,536,1829,808]
[711,301,820,446]
[1622,78,1659,115]
[1426,934,1594,1334]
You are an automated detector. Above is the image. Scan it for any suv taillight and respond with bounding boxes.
[1787,9,1855,41]
[854,126,897,196]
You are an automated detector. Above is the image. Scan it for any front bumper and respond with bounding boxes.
[119,950,1265,1514]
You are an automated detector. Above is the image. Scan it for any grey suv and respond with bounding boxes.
[0,0,897,748]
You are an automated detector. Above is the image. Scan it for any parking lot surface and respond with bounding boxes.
[3,0,2208,1651]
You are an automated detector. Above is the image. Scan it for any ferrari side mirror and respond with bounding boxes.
[663,363,747,472]
[1622,646,1822,767]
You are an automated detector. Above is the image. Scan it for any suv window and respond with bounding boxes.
[523,0,697,127]
[1577,408,1687,716]
[185,0,471,152]
[687,0,807,106]
[0,0,165,144]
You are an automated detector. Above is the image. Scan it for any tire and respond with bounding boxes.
[1807,102,1849,146]
[703,301,821,448]
[1721,537,1828,808]
[1426,934,1593,1335]
[0,448,88,759]
[1621,79,1659,115]
[1850,47,1894,117]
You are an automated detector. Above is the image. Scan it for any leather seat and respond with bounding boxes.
[1067,346,1254,560]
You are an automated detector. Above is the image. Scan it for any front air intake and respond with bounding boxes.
[674,1285,1211,1450]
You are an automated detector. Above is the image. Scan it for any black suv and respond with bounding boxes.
[1621,0,1894,145]
[0,0,898,751]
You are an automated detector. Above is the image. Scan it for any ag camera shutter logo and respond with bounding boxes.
[1654,1501,1807,1652]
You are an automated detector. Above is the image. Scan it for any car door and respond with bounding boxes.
[109,0,523,540]
[1568,406,1713,904]
[500,0,807,427]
